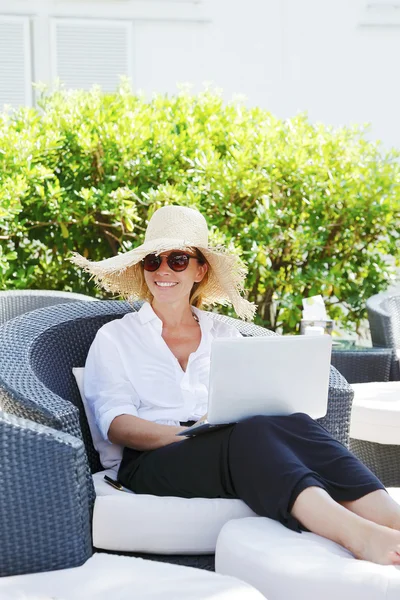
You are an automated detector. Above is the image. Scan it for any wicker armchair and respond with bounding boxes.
[0,301,353,575]
[0,289,97,324]
[367,291,400,380]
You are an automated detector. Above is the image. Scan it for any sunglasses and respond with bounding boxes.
[142,252,198,272]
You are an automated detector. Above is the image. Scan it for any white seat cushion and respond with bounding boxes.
[216,491,400,600]
[93,470,257,553]
[0,553,265,600]
[350,382,400,444]
[75,357,257,554]
[389,487,400,505]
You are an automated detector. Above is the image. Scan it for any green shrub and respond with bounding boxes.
[1,83,399,333]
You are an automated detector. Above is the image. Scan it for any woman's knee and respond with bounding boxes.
[227,416,283,463]
[236,413,311,429]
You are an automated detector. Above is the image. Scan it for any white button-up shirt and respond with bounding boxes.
[84,301,241,468]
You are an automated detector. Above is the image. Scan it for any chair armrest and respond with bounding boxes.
[0,411,92,576]
[367,295,395,349]
[331,348,392,383]
[317,366,354,447]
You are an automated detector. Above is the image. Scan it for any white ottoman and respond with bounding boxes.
[215,505,400,600]
[0,553,265,600]
[350,381,400,486]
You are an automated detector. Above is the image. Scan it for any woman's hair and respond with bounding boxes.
[189,249,209,308]
[133,248,210,308]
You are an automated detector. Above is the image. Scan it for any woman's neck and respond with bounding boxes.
[151,300,197,329]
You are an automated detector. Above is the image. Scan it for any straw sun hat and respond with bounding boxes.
[70,205,256,321]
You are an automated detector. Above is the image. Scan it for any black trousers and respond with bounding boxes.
[118,413,385,531]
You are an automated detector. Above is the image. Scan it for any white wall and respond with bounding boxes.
[204,0,400,149]
[1,0,400,148]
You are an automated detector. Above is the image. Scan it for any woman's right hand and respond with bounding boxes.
[171,425,188,443]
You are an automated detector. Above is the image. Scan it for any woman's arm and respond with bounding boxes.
[108,414,187,451]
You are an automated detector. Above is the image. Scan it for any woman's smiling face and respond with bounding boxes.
[143,250,208,305]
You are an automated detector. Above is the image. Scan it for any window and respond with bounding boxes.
[51,19,133,91]
[0,16,32,108]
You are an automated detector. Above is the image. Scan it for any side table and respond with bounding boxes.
[331,345,392,384]
[349,381,400,486]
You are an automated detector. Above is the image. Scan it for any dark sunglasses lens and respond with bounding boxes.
[168,253,190,271]
[143,254,161,271]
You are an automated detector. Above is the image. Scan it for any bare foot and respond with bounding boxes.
[350,521,400,565]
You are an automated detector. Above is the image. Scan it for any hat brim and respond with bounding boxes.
[70,238,256,321]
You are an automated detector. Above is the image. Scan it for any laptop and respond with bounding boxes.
[177,334,332,437]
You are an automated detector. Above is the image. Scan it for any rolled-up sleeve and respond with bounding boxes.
[84,327,141,442]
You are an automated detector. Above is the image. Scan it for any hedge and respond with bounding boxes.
[1,82,399,333]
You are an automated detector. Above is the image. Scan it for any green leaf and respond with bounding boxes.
[60,223,69,238]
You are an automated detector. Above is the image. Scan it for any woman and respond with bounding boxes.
[72,204,400,566]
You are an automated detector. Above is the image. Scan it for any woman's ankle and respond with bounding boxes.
[341,517,378,559]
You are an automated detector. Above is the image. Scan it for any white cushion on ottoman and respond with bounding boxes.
[216,513,400,600]
[350,382,400,444]
[0,553,265,600]
[93,470,256,553]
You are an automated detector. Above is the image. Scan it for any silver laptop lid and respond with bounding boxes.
[208,335,332,423]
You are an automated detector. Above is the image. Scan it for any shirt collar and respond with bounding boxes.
[138,301,160,325]
[192,306,214,335]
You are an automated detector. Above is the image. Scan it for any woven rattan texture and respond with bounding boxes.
[0,411,92,576]
[367,292,400,380]
[350,438,400,487]
[0,290,97,324]
[97,548,215,571]
[387,295,400,349]
[331,349,392,383]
